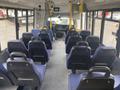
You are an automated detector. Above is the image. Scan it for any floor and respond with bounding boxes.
[41,39,68,90]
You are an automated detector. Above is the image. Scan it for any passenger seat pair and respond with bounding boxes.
[8,38,49,64]
[0,52,46,90]
[67,44,116,73]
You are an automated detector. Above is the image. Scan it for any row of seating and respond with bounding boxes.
[22,31,52,50]
[67,44,116,73]
[66,30,117,71]
[65,30,100,55]
[32,28,54,42]
[65,30,90,45]
[65,30,118,90]
[8,38,49,64]
[21,30,54,64]
[0,29,54,90]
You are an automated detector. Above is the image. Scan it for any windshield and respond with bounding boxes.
[48,17,73,25]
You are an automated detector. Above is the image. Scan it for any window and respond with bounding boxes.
[0,8,7,19]
[8,9,15,17]
[105,12,112,19]
[94,19,101,37]
[22,11,26,16]
[103,21,118,47]
[112,11,120,21]
[18,10,22,17]
[98,11,102,18]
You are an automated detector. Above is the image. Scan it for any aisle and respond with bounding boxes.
[41,39,68,90]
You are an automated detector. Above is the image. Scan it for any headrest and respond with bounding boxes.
[31,36,41,41]
[93,46,116,58]
[76,41,89,46]
[67,31,78,35]
[8,40,27,54]
[71,46,91,55]
[87,66,111,78]
[68,35,82,41]
[22,33,33,39]
[10,52,27,61]
[86,36,100,43]
[39,31,49,37]
[32,29,40,37]
[80,30,90,35]
[29,39,45,47]
[40,30,48,34]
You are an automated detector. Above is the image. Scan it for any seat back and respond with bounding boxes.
[8,40,28,56]
[67,46,91,70]
[80,30,90,41]
[7,52,41,86]
[32,29,40,37]
[92,46,116,68]
[65,31,78,44]
[77,66,114,90]
[39,31,52,49]
[31,36,41,41]
[22,33,33,48]
[66,35,82,54]
[47,30,54,41]
[86,36,100,54]
[28,39,48,64]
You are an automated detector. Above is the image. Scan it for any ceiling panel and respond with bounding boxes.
[0,0,119,11]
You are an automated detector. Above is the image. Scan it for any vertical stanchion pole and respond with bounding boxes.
[86,12,88,30]
[100,10,106,44]
[91,11,95,35]
[26,10,29,32]
[79,0,83,31]
[33,8,35,28]
[15,9,19,39]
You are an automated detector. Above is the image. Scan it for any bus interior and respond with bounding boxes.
[0,0,120,90]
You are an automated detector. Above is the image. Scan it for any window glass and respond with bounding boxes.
[112,12,120,21]
[105,12,111,19]
[94,11,98,17]
[0,9,16,50]
[8,9,15,17]
[22,11,26,16]
[0,8,7,18]
[0,9,33,50]
[94,19,101,37]
[28,11,31,16]
[18,10,22,17]
[98,11,102,18]
[103,21,119,47]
